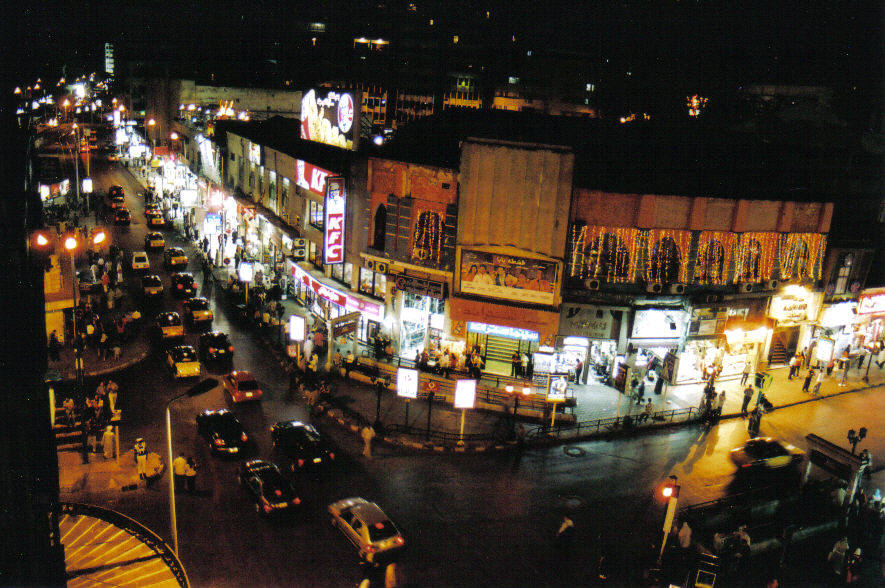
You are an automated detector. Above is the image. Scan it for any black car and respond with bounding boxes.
[141,274,164,300]
[199,331,234,364]
[183,297,213,325]
[170,272,197,298]
[108,185,124,198]
[113,208,131,226]
[196,409,249,456]
[271,421,335,471]
[237,459,302,516]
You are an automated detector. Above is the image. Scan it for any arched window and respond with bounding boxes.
[835,252,854,294]
[649,237,681,284]
[584,233,630,281]
[372,205,387,251]
[695,239,725,284]
[411,210,443,262]
[740,238,762,281]
[783,238,809,281]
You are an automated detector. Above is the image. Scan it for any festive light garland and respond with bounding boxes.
[779,233,826,281]
[646,229,692,283]
[695,231,734,285]
[568,224,639,282]
[411,209,443,264]
[734,232,779,282]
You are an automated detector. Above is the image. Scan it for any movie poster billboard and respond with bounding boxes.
[323,177,345,264]
[459,249,558,306]
[300,89,358,150]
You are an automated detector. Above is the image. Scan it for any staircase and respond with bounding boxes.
[484,336,521,366]
[54,419,86,453]
[768,341,788,366]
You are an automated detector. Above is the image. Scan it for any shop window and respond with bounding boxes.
[739,238,762,282]
[359,268,386,300]
[585,233,630,281]
[648,237,681,284]
[695,239,725,285]
[343,262,353,287]
[309,200,324,230]
[331,262,344,282]
[411,210,442,263]
[280,188,288,212]
[834,253,853,294]
[330,261,354,287]
[372,205,387,250]
[308,240,319,266]
[249,171,255,189]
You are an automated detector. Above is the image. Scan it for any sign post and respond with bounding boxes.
[238,262,253,306]
[288,314,306,367]
[454,380,477,446]
[397,368,418,430]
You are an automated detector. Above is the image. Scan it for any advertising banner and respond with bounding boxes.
[331,312,360,337]
[858,289,885,315]
[296,159,333,197]
[300,89,358,150]
[631,309,690,340]
[396,368,419,399]
[290,264,384,320]
[394,274,445,299]
[459,249,558,306]
[454,379,477,409]
[323,177,345,264]
[288,315,306,341]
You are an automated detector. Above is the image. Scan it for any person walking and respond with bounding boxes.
[172,453,187,492]
[510,352,521,378]
[787,355,799,380]
[101,426,115,459]
[63,396,76,427]
[714,390,726,423]
[574,359,583,385]
[740,361,752,386]
[748,407,762,437]
[812,368,825,395]
[361,424,376,459]
[48,330,61,362]
[134,438,149,485]
[802,369,815,393]
[741,386,754,417]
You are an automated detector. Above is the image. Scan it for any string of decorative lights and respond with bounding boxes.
[695,231,734,285]
[646,229,692,282]
[411,209,443,264]
[779,233,826,281]
[735,232,779,282]
[568,224,640,283]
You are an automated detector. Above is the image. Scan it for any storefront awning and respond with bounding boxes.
[628,338,681,349]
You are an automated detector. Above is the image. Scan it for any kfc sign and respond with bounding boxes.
[295,159,332,196]
[324,177,345,265]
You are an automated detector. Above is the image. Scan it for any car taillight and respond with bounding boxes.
[394,537,404,545]
[208,347,216,354]
[274,489,282,497]
[177,284,183,289]
[297,459,304,467]
[214,438,224,446]
[365,545,378,553]
[228,346,234,352]
[263,503,273,513]
[292,497,301,505]
[241,433,248,442]
[329,453,335,460]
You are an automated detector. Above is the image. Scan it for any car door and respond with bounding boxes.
[345,514,364,549]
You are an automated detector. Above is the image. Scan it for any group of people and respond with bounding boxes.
[509,352,536,380]
[61,379,120,462]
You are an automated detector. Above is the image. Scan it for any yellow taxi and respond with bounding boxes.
[329,497,405,564]
[166,345,201,379]
[183,297,213,325]
[155,312,184,341]
[164,247,188,270]
[141,274,164,300]
[144,232,165,250]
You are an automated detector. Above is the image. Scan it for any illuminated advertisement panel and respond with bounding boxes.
[248,142,261,165]
[324,177,345,265]
[459,248,558,306]
[295,159,332,196]
[300,89,358,150]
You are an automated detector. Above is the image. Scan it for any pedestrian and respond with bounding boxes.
[714,390,726,422]
[172,453,187,492]
[134,438,149,485]
[828,536,850,576]
[345,350,355,379]
[787,355,799,380]
[748,407,762,437]
[511,352,521,378]
[79,424,90,464]
[106,380,118,414]
[101,425,115,459]
[812,369,824,395]
[99,330,110,360]
[48,330,61,361]
[740,361,752,386]
[635,377,646,405]
[802,369,814,393]
[184,457,197,493]
[859,448,872,480]
[574,358,583,385]
[63,396,76,427]
[677,520,692,549]
[555,515,575,556]
[361,424,375,459]
[741,386,753,417]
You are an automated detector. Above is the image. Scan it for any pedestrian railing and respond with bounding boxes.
[528,407,699,440]
[385,423,502,444]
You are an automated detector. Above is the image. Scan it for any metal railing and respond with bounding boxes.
[528,407,699,440]
[385,423,502,444]
[61,502,189,587]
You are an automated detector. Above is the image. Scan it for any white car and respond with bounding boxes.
[329,497,405,563]
[131,251,150,272]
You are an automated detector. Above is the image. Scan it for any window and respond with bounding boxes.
[585,233,630,281]
[308,240,319,267]
[411,210,443,263]
[695,239,725,285]
[309,200,324,230]
[834,253,853,294]
[648,237,681,284]
[372,205,387,250]
[331,261,353,287]
[359,268,386,299]
[782,238,809,281]
[739,239,762,282]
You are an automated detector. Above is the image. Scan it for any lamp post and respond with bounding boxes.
[848,427,867,454]
[65,230,106,389]
[71,123,81,213]
[165,378,217,556]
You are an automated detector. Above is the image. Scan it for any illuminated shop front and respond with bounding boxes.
[617,308,690,392]
[855,288,885,347]
[393,274,447,358]
[813,301,862,362]
[765,285,822,365]
[556,304,627,382]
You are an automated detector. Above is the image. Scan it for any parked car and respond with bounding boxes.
[183,297,213,325]
[166,345,201,379]
[164,247,188,270]
[144,232,165,250]
[271,421,334,470]
[199,331,234,364]
[223,370,263,403]
[237,460,301,516]
[328,498,405,564]
[729,438,805,471]
[196,409,250,455]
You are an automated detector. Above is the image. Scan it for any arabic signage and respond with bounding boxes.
[300,89,358,150]
[290,263,383,320]
[769,290,815,324]
[459,248,558,306]
[467,321,540,342]
[323,177,345,264]
[858,290,885,315]
[631,309,690,340]
[331,312,360,337]
[395,274,445,299]
[295,159,333,197]
[558,304,615,339]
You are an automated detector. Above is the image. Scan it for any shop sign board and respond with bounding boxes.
[395,274,445,299]
[454,379,476,409]
[459,248,558,306]
[288,315,306,341]
[769,287,817,324]
[631,309,690,340]
[467,322,540,342]
[858,291,885,315]
[396,368,419,399]
[331,312,360,337]
[300,89,358,150]
[323,177,345,264]
[819,302,857,328]
[559,304,614,339]
[238,262,254,283]
[290,263,383,320]
[295,159,333,196]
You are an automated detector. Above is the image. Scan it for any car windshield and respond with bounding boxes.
[216,413,243,434]
[143,276,161,286]
[170,249,184,257]
[290,427,321,444]
[148,233,162,240]
[238,379,260,391]
[367,520,398,542]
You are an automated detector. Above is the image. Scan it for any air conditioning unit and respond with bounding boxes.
[585,278,601,290]
[291,238,307,260]
[646,283,663,294]
[375,261,389,274]
[765,279,779,291]
[668,283,686,295]
[737,282,755,293]
[364,259,376,271]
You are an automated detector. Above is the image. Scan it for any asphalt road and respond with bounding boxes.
[72,159,885,587]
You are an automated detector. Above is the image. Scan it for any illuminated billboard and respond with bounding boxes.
[300,89,358,150]
[324,177,346,264]
[296,159,332,196]
[458,249,558,306]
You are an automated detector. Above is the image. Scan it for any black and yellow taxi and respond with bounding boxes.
[146,208,165,227]
[144,231,165,250]
[154,311,184,342]
[199,331,234,365]
[113,208,131,226]
[166,345,201,379]
[141,274,164,300]
[329,498,405,564]
[164,247,188,270]
[183,297,213,325]
[171,272,197,298]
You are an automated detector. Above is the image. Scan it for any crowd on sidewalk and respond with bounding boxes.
[58,378,120,463]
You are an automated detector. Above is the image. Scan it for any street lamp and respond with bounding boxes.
[65,230,107,389]
[848,428,867,454]
[165,378,217,556]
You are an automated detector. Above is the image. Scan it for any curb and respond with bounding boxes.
[52,346,152,384]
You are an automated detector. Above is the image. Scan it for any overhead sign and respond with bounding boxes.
[324,177,345,264]
[291,263,383,320]
[300,89,358,150]
[295,159,333,196]
[858,290,885,315]
[396,368,419,399]
[238,262,253,283]
[769,290,814,324]
[288,315,306,342]
[331,312,360,337]
[395,274,445,299]
[459,248,558,306]
[558,304,615,339]
[454,379,477,409]
[467,322,540,342]
[631,309,690,340]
